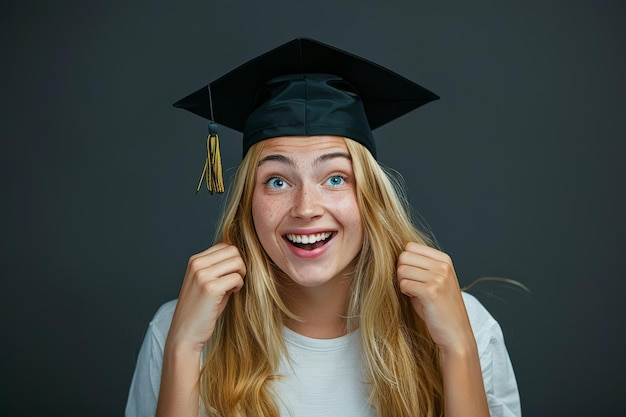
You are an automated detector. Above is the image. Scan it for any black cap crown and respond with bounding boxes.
[174,38,439,158]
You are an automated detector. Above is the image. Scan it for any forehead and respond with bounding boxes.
[258,135,349,158]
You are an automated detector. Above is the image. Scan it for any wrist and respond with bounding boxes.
[164,338,205,362]
[437,334,479,359]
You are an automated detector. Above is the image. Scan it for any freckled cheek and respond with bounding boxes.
[252,195,290,233]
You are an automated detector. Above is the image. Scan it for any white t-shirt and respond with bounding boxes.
[125,293,521,417]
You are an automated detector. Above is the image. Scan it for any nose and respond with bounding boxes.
[291,183,324,219]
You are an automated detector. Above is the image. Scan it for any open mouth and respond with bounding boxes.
[284,232,334,250]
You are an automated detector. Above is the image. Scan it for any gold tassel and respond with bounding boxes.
[196,122,224,194]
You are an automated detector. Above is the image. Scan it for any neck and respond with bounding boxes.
[280,275,351,339]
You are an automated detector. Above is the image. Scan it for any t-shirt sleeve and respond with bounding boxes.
[125,300,177,417]
[462,292,522,417]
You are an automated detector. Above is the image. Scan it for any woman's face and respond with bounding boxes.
[252,135,363,288]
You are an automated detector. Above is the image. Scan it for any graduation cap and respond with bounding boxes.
[174,37,438,194]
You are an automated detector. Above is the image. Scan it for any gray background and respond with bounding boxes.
[2,0,624,415]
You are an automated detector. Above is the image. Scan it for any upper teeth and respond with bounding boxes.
[286,232,332,244]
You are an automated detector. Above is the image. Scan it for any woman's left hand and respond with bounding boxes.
[397,242,474,354]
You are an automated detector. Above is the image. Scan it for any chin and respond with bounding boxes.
[279,263,354,289]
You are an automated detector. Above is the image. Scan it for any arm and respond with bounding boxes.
[155,243,246,417]
[440,338,489,417]
[155,343,203,417]
[397,243,490,417]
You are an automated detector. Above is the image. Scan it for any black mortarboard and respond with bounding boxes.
[174,37,438,193]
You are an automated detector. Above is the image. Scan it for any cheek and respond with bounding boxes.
[335,196,363,235]
[251,195,268,233]
[252,194,285,234]
[252,195,291,262]
[251,196,271,255]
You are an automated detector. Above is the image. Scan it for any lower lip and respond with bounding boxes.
[284,237,332,259]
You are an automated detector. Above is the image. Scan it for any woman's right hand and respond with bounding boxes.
[166,242,246,353]
[156,243,244,416]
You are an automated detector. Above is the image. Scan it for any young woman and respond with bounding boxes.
[126,39,521,417]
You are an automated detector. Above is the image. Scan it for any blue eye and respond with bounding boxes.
[326,175,345,187]
[266,177,287,189]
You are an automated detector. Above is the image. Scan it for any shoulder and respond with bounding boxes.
[462,294,521,415]
[146,299,178,344]
[461,292,500,351]
[152,298,178,321]
[462,292,497,329]
[125,299,179,417]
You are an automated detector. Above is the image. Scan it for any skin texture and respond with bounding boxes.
[156,243,246,417]
[397,241,490,417]
[156,135,489,417]
[397,242,475,354]
[251,136,363,338]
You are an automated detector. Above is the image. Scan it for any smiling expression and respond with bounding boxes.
[251,135,364,289]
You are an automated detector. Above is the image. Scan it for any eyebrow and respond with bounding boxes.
[258,152,351,167]
[257,154,297,167]
[314,152,352,165]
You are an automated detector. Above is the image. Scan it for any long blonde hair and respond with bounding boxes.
[199,138,443,417]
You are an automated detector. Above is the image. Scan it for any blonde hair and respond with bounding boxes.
[199,138,443,417]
